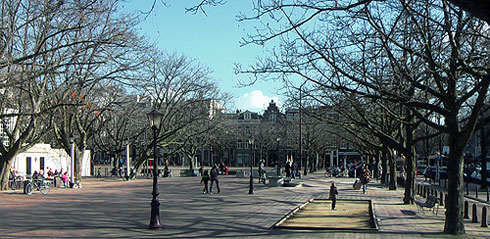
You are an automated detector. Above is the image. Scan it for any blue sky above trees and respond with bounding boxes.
[122,1,283,113]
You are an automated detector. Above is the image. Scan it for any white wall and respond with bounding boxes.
[11,144,91,177]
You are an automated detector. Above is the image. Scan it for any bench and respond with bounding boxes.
[179,170,196,177]
[416,195,439,215]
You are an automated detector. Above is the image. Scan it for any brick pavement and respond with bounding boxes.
[0,173,488,238]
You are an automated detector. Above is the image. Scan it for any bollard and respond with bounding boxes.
[464,201,469,219]
[472,204,479,223]
[467,183,469,195]
[440,192,444,206]
[481,207,488,228]
[423,186,426,198]
[476,186,478,199]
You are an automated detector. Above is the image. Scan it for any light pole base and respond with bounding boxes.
[249,175,254,194]
[149,200,161,230]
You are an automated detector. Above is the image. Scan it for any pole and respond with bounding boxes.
[276,139,281,176]
[70,141,74,185]
[299,83,304,178]
[249,139,254,194]
[149,126,161,229]
[126,143,130,180]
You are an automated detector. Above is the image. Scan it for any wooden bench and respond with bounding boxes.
[416,195,439,215]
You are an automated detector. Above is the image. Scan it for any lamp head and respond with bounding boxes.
[147,109,164,129]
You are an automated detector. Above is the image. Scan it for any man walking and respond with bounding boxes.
[209,163,221,194]
[360,168,371,194]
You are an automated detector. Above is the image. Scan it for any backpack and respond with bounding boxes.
[211,167,218,179]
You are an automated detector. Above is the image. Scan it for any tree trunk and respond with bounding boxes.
[388,149,397,190]
[130,149,150,179]
[313,151,320,171]
[443,136,466,234]
[188,152,196,171]
[0,159,12,191]
[74,148,86,184]
[403,145,416,204]
[381,150,388,184]
[480,122,488,189]
[0,146,22,191]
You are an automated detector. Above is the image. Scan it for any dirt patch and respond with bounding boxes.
[274,199,378,231]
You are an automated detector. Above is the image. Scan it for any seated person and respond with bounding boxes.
[32,171,40,180]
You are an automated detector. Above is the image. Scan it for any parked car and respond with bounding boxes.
[423,166,436,181]
[416,166,426,175]
[439,166,448,179]
[469,168,490,184]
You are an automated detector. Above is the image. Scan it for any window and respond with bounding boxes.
[238,126,243,136]
[26,157,32,175]
[245,126,251,135]
[40,157,45,171]
[269,114,276,122]
[244,113,251,120]
[237,140,243,149]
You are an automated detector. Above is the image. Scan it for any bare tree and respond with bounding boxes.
[49,0,147,184]
[238,0,489,234]
[130,52,226,177]
[0,0,140,190]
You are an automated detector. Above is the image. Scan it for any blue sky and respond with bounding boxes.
[121,1,283,113]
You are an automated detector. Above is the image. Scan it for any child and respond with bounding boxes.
[200,169,210,194]
[329,182,338,210]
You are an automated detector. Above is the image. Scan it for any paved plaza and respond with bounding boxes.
[0,172,489,238]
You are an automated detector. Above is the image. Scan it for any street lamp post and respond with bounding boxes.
[276,137,281,176]
[249,138,255,194]
[147,109,164,230]
[126,138,130,181]
[70,134,75,187]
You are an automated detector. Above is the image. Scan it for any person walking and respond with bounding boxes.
[258,160,265,184]
[200,169,210,194]
[285,159,291,178]
[360,168,371,194]
[209,163,221,194]
[97,167,102,178]
[329,182,338,210]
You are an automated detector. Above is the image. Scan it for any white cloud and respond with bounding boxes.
[235,90,282,112]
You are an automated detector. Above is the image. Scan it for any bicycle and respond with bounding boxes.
[9,176,23,190]
[24,179,51,195]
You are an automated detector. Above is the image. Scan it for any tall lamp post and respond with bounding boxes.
[126,138,130,181]
[249,138,255,194]
[276,137,281,176]
[147,109,164,230]
[70,134,75,187]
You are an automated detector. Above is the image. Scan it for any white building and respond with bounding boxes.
[11,143,91,178]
